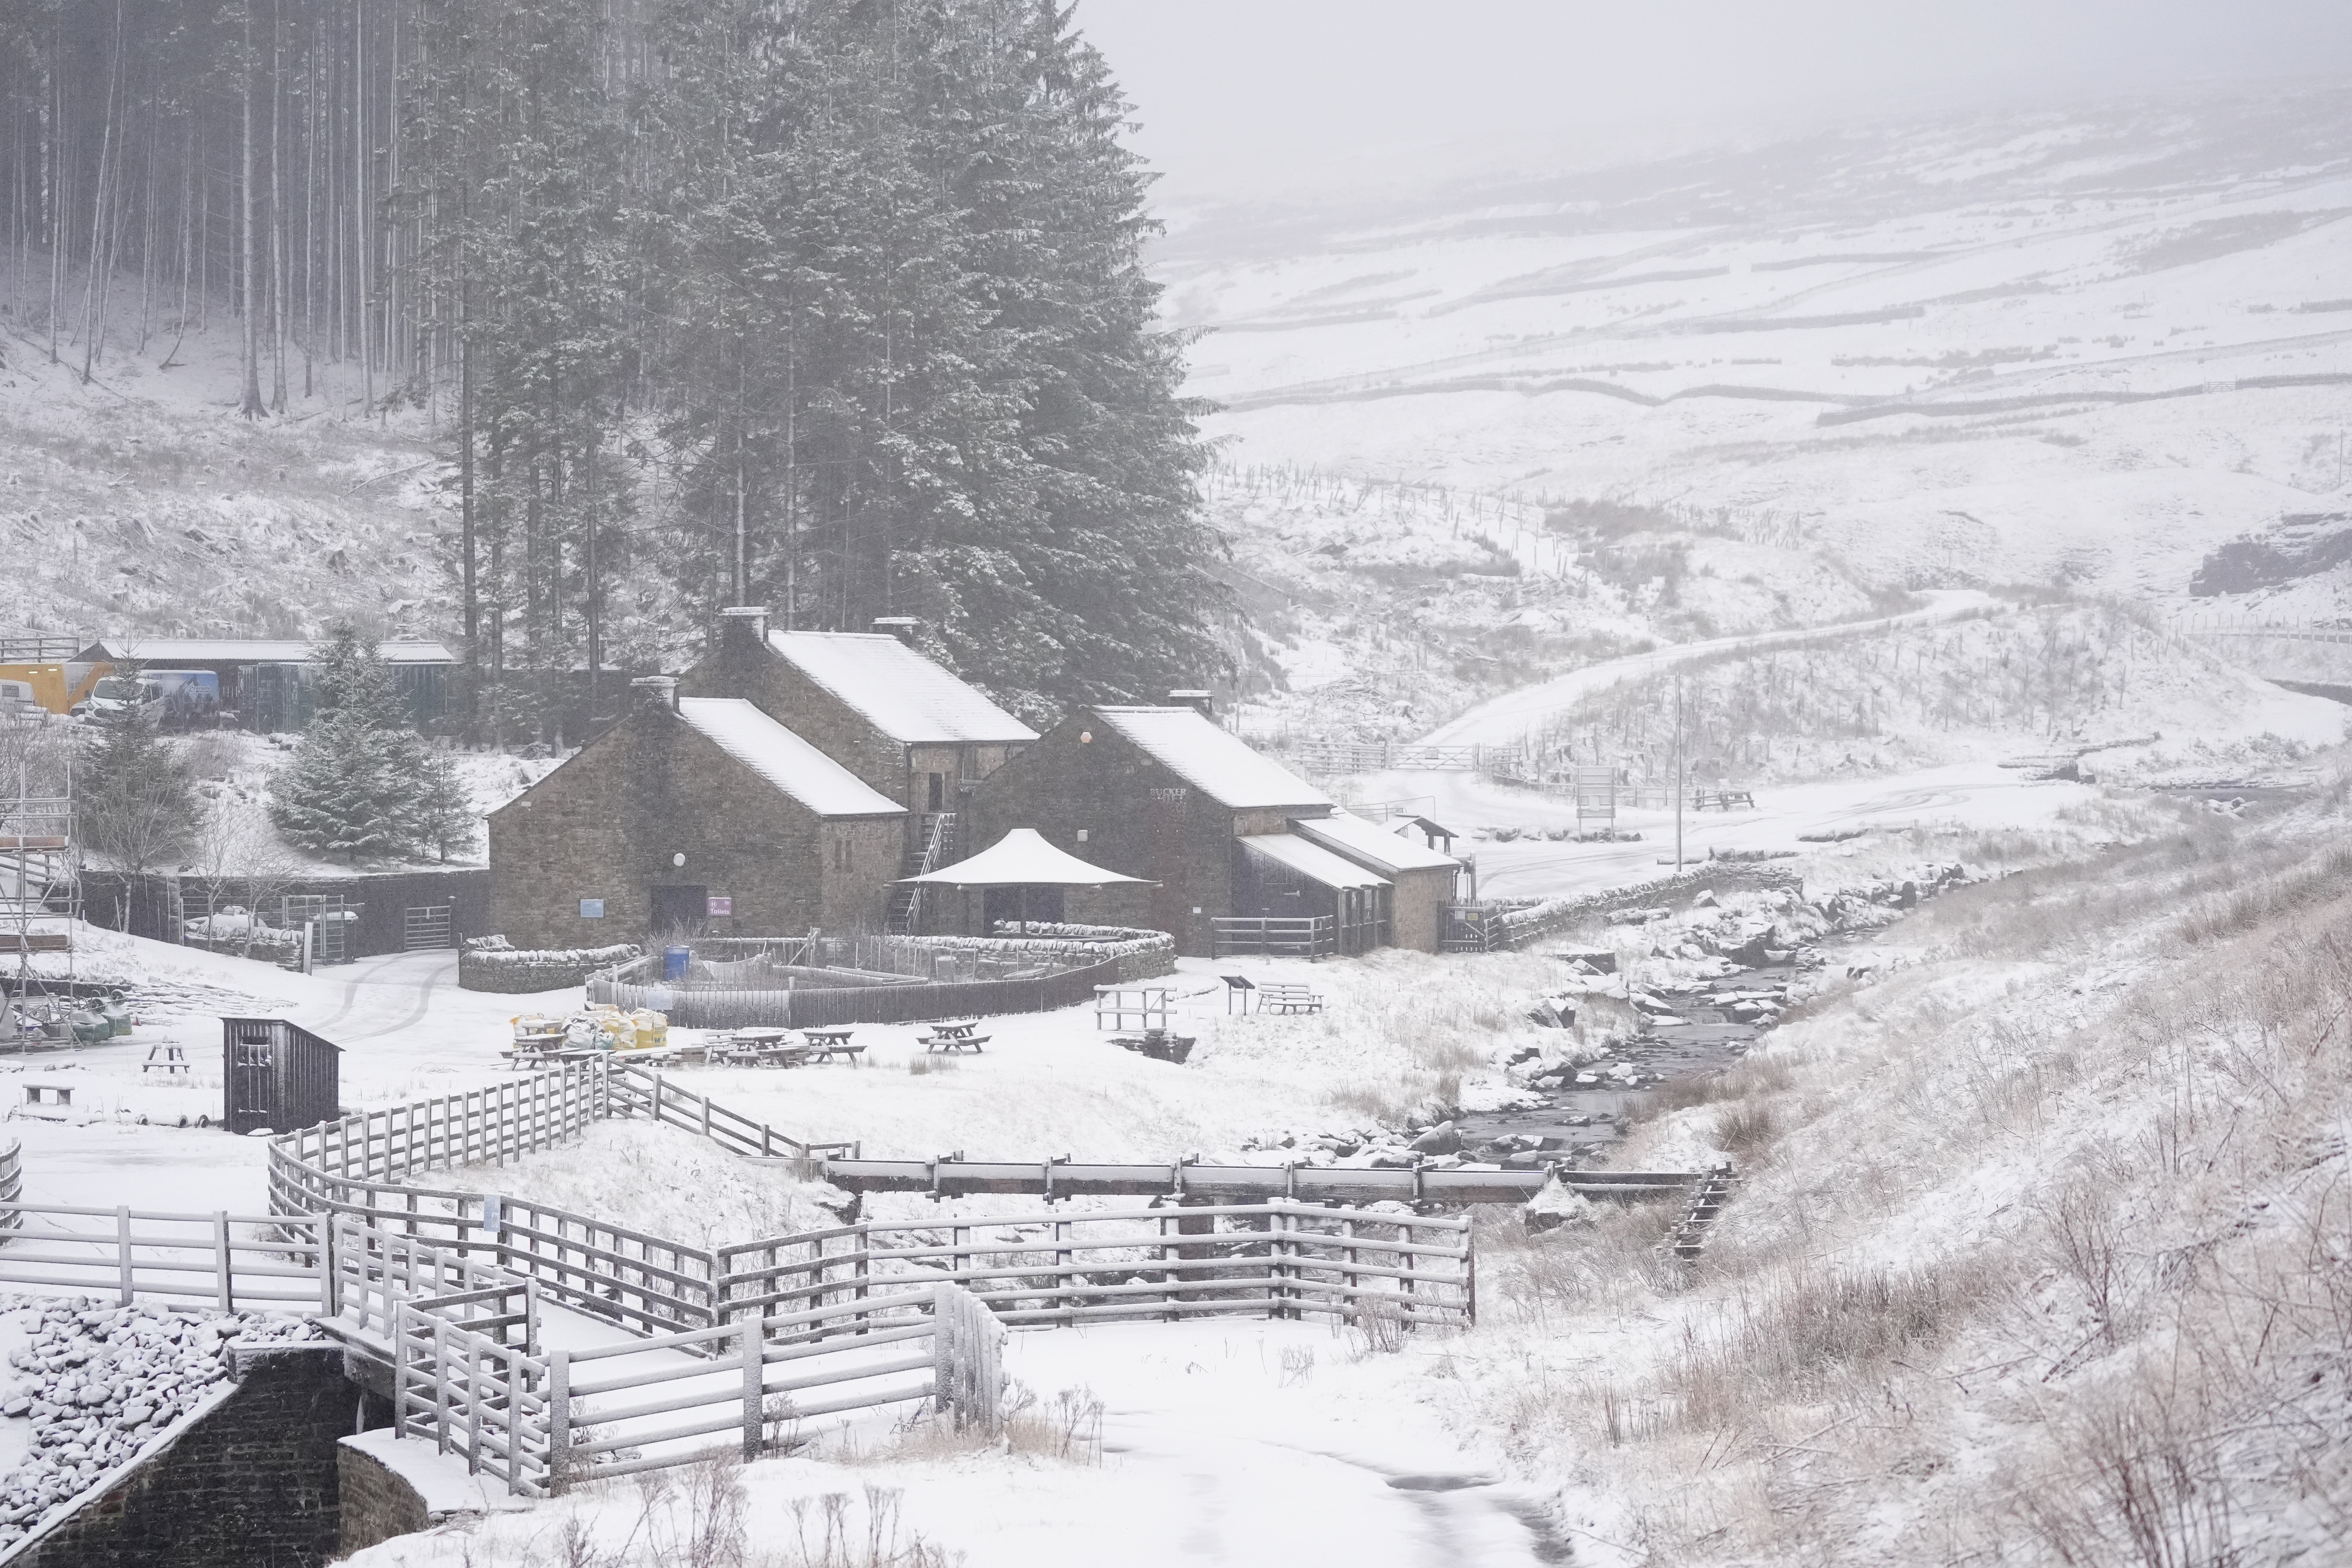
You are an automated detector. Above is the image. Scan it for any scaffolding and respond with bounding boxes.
[3,764,77,997]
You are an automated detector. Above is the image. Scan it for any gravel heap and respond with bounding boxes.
[0,1295,321,1548]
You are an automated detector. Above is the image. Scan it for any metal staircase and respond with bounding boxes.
[885,812,959,935]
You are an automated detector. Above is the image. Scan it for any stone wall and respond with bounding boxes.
[457,938,640,994]
[335,1439,434,1555]
[12,1344,370,1568]
[489,700,902,949]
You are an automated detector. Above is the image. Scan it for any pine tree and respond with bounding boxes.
[410,753,476,862]
[269,625,453,862]
[77,688,198,876]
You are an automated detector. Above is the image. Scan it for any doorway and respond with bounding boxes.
[649,884,708,940]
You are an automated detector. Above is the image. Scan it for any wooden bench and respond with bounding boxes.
[1258,982,1324,1015]
[923,1032,989,1054]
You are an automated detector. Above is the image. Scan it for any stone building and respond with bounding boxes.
[679,610,1037,825]
[966,702,1462,957]
[487,679,905,949]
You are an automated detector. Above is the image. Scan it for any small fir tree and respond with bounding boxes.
[411,754,477,862]
[269,626,464,863]
[77,686,199,876]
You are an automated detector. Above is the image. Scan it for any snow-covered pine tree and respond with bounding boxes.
[76,686,198,877]
[269,626,461,863]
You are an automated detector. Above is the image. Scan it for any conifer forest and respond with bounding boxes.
[0,0,1228,724]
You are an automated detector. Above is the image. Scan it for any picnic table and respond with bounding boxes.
[799,1027,866,1065]
[1258,982,1324,1015]
[715,1028,811,1068]
[922,1020,989,1054]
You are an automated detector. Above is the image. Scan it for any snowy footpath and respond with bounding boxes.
[339,1318,1562,1568]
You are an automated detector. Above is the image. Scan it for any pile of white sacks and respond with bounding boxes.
[0,1296,320,1548]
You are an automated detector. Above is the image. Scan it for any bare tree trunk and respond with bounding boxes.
[77,0,125,382]
[237,0,264,418]
[269,0,287,414]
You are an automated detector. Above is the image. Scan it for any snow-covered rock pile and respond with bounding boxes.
[913,926,1176,981]
[0,1296,321,1547]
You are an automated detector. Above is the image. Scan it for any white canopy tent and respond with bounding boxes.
[897,828,1154,933]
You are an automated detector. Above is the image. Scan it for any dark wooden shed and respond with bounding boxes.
[222,1018,343,1135]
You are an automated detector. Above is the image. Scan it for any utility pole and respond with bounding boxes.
[1674,675,1686,874]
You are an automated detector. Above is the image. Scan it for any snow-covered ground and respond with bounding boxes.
[339,1316,1563,1568]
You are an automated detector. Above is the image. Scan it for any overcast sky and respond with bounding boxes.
[1073,2,2352,207]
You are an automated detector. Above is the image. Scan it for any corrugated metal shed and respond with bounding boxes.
[76,637,456,664]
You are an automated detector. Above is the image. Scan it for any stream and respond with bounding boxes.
[1452,953,1818,1167]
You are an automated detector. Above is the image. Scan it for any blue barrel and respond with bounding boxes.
[662,945,691,982]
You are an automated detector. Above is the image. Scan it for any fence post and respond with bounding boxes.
[466,1337,484,1474]
[434,1318,452,1454]
[931,1283,954,1420]
[392,1304,410,1439]
[214,1212,233,1313]
[548,1349,572,1494]
[116,1206,134,1306]
[1464,1225,1477,1327]
[741,1321,764,1460]
[319,1217,338,1318]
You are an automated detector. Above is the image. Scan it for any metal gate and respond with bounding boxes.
[282,894,354,965]
[404,904,453,951]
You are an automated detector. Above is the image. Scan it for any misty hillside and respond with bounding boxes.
[9,90,2350,749]
[1170,91,2352,626]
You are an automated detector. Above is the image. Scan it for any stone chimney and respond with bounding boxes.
[871,616,920,645]
[631,675,679,713]
[719,605,769,648]
[1168,689,1214,722]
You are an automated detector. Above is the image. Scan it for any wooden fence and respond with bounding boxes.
[1211,916,1335,959]
[0,1141,17,1226]
[0,1203,330,1311]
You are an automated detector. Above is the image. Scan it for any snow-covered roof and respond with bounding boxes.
[904,828,1152,887]
[1090,708,1334,810]
[1290,812,1464,873]
[766,632,1036,746]
[674,699,905,818]
[1238,833,1391,890]
[75,638,456,665]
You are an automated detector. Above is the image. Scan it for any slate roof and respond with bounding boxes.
[675,699,906,818]
[1291,812,1465,873]
[1088,707,1333,811]
[1237,832,1390,890]
[766,632,1036,746]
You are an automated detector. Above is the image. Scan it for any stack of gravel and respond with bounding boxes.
[0,1295,321,1549]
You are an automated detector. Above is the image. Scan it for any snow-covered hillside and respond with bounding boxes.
[0,299,451,644]
[1170,91,2352,621]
